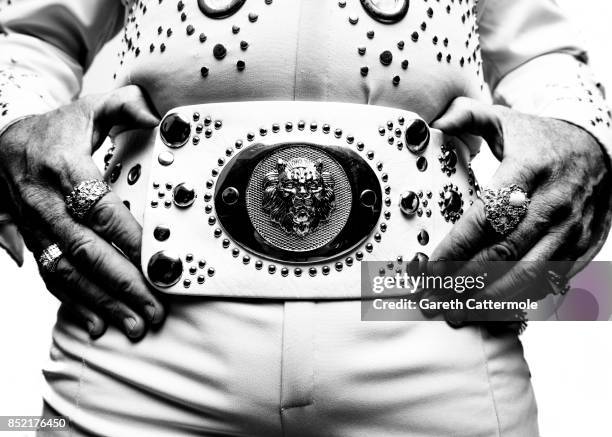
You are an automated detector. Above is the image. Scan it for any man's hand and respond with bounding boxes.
[0,85,165,340]
[430,97,612,301]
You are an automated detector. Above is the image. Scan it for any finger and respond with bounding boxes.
[431,160,534,264]
[46,285,107,339]
[48,257,148,340]
[475,230,574,303]
[89,85,159,150]
[27,226,150,339]
[57,156,143,266]
[33,191,165,326]
[431,97,504,156]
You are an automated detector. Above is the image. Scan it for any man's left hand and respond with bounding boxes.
[430,97,612,301]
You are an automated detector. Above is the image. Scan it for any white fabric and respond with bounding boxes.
[41,300,538,437]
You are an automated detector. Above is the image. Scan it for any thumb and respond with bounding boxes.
[431,97,505,159]
[90,85,159,150]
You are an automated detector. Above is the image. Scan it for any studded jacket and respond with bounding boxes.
[0,0,611,262]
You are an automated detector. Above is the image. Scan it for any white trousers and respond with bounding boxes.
[40,299,538,437]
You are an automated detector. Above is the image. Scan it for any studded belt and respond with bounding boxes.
[104,102,480,299]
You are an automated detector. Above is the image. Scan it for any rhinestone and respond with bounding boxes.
[356,251,364,260]
[360,66,369,77]
[268,265,276,274]
[240,40,249,50]
[248,12,258,22]
[243,255,251,264]
[197,275,205,284]
[309,267,317,277]
[294,268,302,277]
[367,30,375,39]
[207,267,215,277]
[281,268,289,277]
[322,266,331,275]
[335,262,343,271]
[358,46,366,55]
[236,60,246,71]
[201,66,209,77]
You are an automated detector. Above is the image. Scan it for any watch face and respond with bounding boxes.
[215,142,382,263]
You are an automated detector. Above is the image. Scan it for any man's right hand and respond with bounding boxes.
[0,85,165,340]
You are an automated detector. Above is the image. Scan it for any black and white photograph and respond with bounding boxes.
[1,0,612,436]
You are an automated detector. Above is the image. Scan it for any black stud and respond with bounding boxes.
[147,251,183,287]
[416,156,428,172]
[360,66,369,77]
[160,113,191,148]
[417,229,429,246]
[127,164,141,185]
[405,119,430,154]
[236,60,246,71]
[213,43,227,60]
[222,187,239,205]
[379,50,393,66]
[173,183,196,208]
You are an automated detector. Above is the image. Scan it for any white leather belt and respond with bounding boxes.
[103,101,480,299]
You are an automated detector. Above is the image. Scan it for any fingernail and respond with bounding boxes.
[123,317,137,335]
[145,304,160,324]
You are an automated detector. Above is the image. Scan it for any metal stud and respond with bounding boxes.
[173,183,196,208]
[147,251,183,287]
[160,113,191,148]
[399,191,419,216]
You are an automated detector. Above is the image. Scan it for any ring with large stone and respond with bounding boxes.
[38,243,63,274]
[481,184,530,236]
[65,179,111,221]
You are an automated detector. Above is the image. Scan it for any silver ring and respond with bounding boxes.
[38,243,63,274]
[481,184,530,236]
[65,179,111,221]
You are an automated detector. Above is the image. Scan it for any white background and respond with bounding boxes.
[1,1,611,436]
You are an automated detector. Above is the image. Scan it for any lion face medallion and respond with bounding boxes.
[262,157,336,238]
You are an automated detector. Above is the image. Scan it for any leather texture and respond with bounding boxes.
[105,101,480,298]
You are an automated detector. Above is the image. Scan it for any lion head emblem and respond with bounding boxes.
[262,157,336,238]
